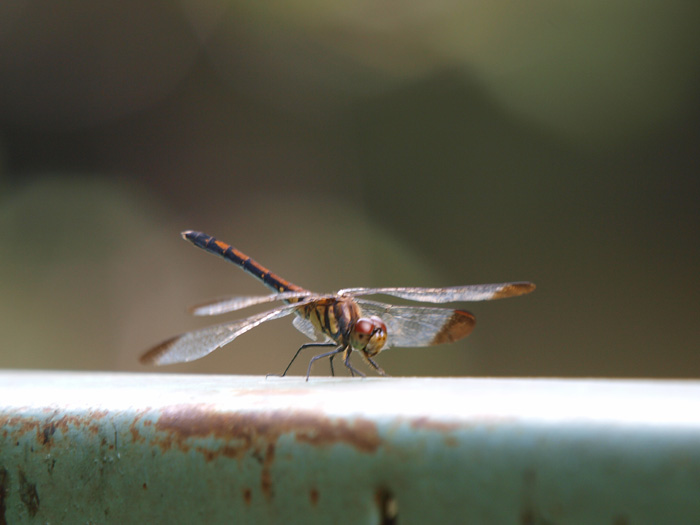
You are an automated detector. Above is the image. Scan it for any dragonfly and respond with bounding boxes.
[141,231,535,379]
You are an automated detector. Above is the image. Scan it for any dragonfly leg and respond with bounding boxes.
[305,346,345,381]
[343,348,366,378]
[267,342,337,378]
[365,356,388,377]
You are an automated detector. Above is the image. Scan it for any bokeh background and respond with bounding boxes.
[1,0,698,377]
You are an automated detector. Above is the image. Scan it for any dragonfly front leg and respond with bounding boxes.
[343,348,366,378]
[365,355,388,377]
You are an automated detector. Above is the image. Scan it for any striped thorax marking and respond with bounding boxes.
[303,297,361,345]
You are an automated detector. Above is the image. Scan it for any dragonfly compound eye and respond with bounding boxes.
[354,319,374,337]
[351,317,387,357]
[369,316,387,335]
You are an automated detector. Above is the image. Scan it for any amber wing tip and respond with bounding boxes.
[139,335,179,366]
[493,282,536,299]
[431,310,475,345]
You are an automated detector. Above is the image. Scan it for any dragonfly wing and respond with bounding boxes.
[292,315,328,342]
[340,282,535,303]
[141,303,301,365]
[357,299,475,348]
[191,291,315,316]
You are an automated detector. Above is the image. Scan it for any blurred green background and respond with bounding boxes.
[0,0,698,377]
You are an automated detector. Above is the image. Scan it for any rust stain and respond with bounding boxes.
[1,403,382,510]
[406,413,516,442]
[200,444,242,462]
[153,404,381,500]
[46,458,56,476]
[0,467,8,525]
[128,409,150,444]
[375,487,398,525]
[409,416,461,433]
[444,435,458,447]
[260,442,275,500]
[295,416,379,453]
[0,410,108,450]
[408,416,463,446]
[18,469,39,518]
[309,487,319,506]
[154,405,381,456]
[41,422,56,445]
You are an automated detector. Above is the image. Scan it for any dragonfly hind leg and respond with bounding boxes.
[268,342,337,378]
[305,346,345,381]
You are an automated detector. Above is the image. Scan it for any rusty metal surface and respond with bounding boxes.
[1,372,700,524]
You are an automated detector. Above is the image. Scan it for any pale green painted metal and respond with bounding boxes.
[1,372,700,524]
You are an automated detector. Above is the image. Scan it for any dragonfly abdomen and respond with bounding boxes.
[182,231,306,294]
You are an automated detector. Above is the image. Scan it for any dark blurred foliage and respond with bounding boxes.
[1,0,698,377]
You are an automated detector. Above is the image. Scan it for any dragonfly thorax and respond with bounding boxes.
[303,297,388,357]
[350,316,388,357]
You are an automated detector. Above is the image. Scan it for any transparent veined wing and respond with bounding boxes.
[292,315,330,342]
[140,301,310,365]
[190,290,316,316]
[357,299,475,348]
[339,282,535,303]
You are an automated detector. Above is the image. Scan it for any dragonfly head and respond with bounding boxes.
[350,316,387,357]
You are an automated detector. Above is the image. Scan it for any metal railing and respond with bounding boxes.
[2,371,700,524]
